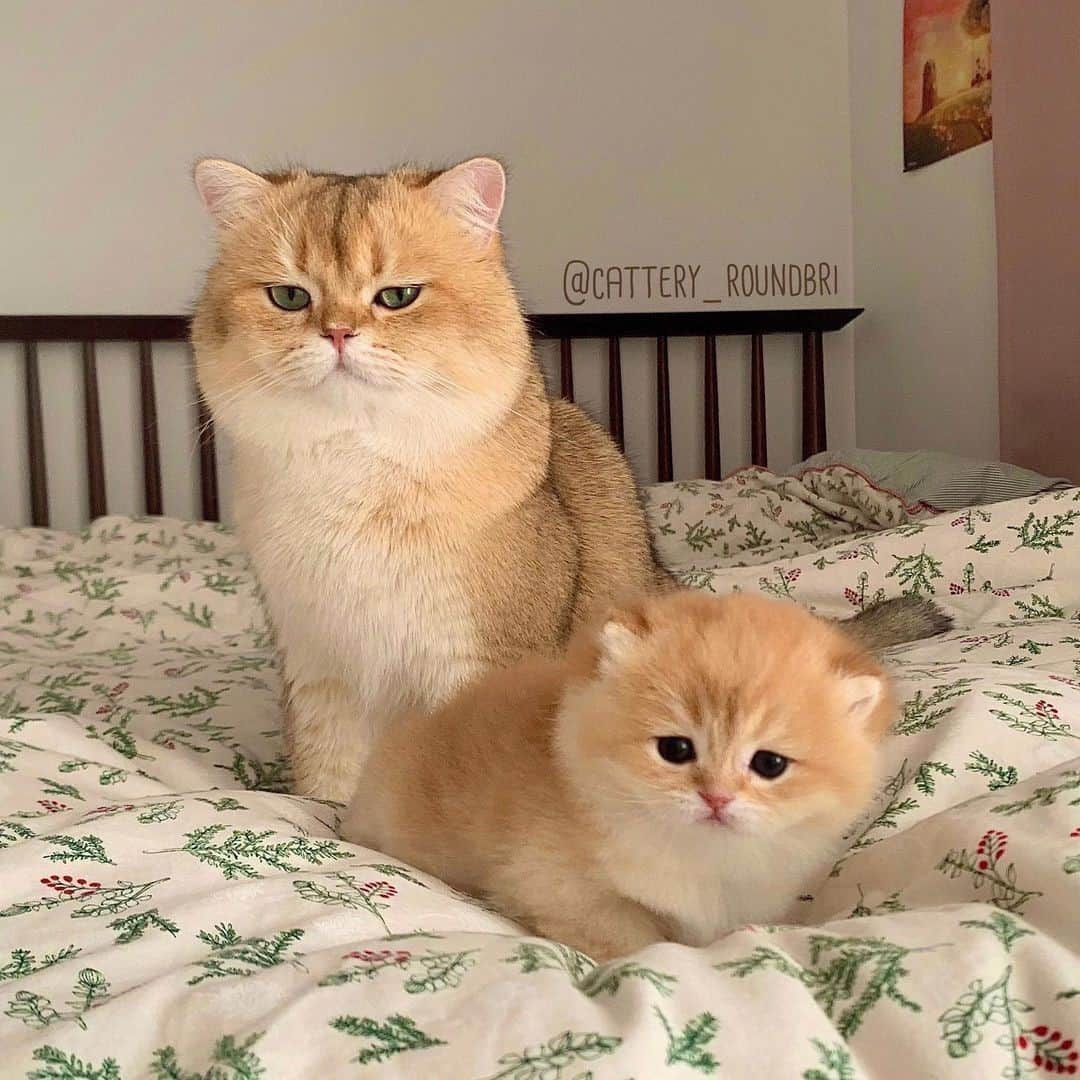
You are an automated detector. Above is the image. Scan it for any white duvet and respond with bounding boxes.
[0,467,1077,1079]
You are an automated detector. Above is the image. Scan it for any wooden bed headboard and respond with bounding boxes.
[0,309,861,527]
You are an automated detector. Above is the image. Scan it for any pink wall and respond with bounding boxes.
[994,3,1080,480]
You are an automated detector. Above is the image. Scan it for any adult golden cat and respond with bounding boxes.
[191,156,947,801]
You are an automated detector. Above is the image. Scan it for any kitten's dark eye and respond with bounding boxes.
[374,285,421,310]
[267,285,311,311]
[749,750,789,779]
[656,737,696,765]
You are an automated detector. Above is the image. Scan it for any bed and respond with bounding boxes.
[1,312,1078,1078]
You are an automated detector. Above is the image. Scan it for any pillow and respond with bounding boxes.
[792,449,1073,511]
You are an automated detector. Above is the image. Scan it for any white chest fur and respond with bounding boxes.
[236,449,483,722]
[600,820,837,947]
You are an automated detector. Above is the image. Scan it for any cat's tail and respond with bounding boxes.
[839,596,953,653]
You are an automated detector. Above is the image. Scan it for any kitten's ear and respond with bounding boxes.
[596,603,651,675]
[426,157,506,244]
[193,159,270,228]
[838,673,885,728]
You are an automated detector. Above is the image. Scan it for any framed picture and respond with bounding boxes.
[903,0,992,171]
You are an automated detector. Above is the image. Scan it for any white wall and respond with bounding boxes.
[1,1,856,528]
[847,0,999,458]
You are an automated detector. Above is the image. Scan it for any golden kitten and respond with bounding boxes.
[342,591,896,961]
[191,154,943,802]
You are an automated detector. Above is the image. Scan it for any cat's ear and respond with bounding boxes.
[426,157,506,244]
[838,673,885,728]
[597,603,651,675]
[194,159,270,228]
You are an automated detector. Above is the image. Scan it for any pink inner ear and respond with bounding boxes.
[469,159,505,220]
[428,157,506,240]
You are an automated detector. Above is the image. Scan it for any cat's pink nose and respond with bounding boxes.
[322,326,356,354]
[699,791,732,812]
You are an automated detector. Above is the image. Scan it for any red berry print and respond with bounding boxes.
[1071,828,1080,839]
[108,682,129,697]
[1035,700,1060,721]
[38,799,69,813]
[343,948,411,965]
[39,874,101,900]
[361,880,398,900]
[1020,1025,1080,1074]
[95,704,114,715]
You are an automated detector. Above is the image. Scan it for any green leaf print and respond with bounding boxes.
[938,964,1032,1074]
[684,520,723,552]
[959,912,1035,953]
[44,834,116,865]
[57,760,129,786]
[0,819,36,848]
[894,680,977,735]
[108,908,180,945]
[913,761,955,796]
[149,1033,266,1080]
[136,801,184,824]
[202,572,244,595]
[194,796,248,812]
[936,829,1043,913]
[1,877,170,921]
[6,990,62,1029]
[331,1013,446,1067]
[578,960,678,999]
[139,686,222,718]
[716,935,927,1039]
[6,967,110,1032]
[219,751,291,793]
[188,924,306,985]
[886,549,943,596]
[992,771,1080,816]
[1008,509,1079,552]
[483,1030,621,1080]
[150,825,349,880]
[965,751,1020,791]
[1012,594,1066,620]
[654,1009,720,1073]
[0,945,80,981]
[163,602,215,629]
[758,565,801,600]
[849,886,907,918]
[402,950,478,993]
[803,1039,855,1080]
[831,761,920,877]
[292,872,396,932]
[39,777,85,802]
[66,967,110,1021]
[968,533,1001,553]
[983,692,1077,740]
[503,941,595,982]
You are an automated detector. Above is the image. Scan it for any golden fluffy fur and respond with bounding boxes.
[191,157,662,800]
[191,155,945,801]
[341,591,896,960]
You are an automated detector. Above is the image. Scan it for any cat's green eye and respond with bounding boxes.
[267,285,311,311]
[374,285,422,310]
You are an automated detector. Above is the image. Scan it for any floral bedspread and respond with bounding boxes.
[1,468,1078,1079]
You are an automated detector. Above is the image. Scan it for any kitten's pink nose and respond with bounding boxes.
[322,326,356,354]
[699,791,732,812]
